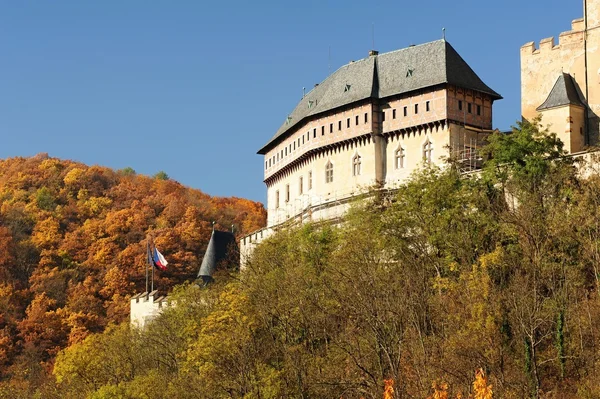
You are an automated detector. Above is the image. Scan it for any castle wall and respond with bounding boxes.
[540,105,586,153]
[265,135,377,227]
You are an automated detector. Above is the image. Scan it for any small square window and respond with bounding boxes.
[426,101,430,112]
[393,109,396,119]
[403,106,407,117]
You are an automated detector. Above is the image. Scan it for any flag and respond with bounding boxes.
[152,247,168,271]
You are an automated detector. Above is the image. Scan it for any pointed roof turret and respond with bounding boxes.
[197,230,237,285]
[537,73,586,111]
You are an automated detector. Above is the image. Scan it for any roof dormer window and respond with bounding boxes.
[344,84,351,92]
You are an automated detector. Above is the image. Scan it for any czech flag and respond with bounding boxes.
[152,247,168,271]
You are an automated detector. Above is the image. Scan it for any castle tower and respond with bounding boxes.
[521,0,600,151]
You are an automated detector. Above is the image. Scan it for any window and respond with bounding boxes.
[364,113,368,123]
[299,176,303,195]
[381,111,386,122]
[313,128,316,137]
[426,101,430,112]
[477,105,481,116]
[403,106,408,117]
[302,136,305,144]
[395,147,405,169]
[415,104,419,114]
[321,126,324,136]
[347,118,350,128]
[275,190,280,208]
[338,121,342,131]
[393,109,396,119]
[423,139,433,165]
[330,123,333,133]
[265,161,267,170]
[458,100,463,111]
[325,161,333,183]
[293,142,295,150]
[285,184,290,202]
[356,115,359,125]
[352,154,362,176]
[307,132,310,141]
[285,147,287,156]
[308,171,313,190]
[468,103,472,113]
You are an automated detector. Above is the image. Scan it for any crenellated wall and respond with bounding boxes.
[521,0,600,147]
[130,291,170,328]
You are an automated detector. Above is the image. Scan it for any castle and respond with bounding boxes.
[240,0,600,265]
[240,40,501,264]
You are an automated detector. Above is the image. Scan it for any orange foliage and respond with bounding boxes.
[383,379,395,399]
[472,369,492,399]
[0,154,266,385]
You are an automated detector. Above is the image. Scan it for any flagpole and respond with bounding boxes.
[145,237,149,294]
[151,238,155,292]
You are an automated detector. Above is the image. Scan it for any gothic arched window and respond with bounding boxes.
[423,139,433,165]
[352,154,362,176]
[395,147,405,169]
[325,161,334,183]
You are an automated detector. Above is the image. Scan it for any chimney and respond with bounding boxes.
[369,50,379,56]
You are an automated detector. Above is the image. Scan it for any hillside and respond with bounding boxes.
[0,154,265,390]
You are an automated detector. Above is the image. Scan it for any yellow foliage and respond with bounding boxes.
[427,381,449,399]
[63,167,85,185]
[383,379,394,399]
[472,369,492,399]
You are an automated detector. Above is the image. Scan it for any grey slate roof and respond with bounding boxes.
[258,39,501,154]
[197,230,237,285]
[537,73,586,111]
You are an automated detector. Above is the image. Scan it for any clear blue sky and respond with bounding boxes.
[0,0,582,203]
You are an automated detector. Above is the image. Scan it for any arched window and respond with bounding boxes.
[325,161,333,183]
[352,154,362,176]
[423,139,433,165]
[395,147,405,169]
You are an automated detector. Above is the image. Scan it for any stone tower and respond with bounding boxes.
[521,0,600,151]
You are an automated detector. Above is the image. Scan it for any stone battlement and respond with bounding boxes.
[130,290,170,328]
[521,18,587,56]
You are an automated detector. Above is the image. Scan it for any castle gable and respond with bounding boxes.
[537,73,586,111]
